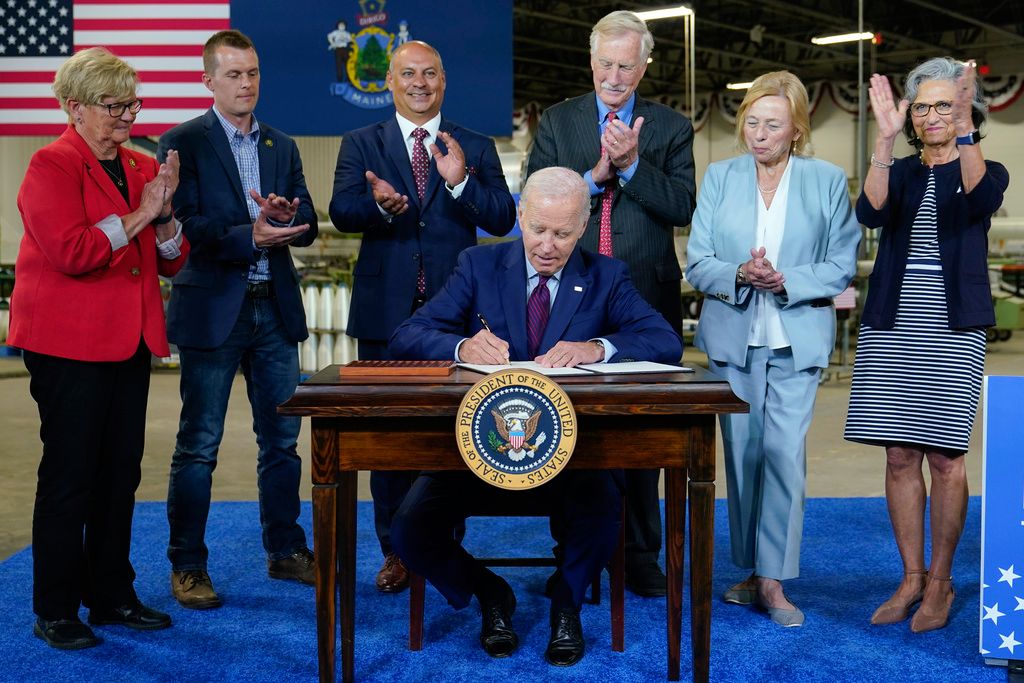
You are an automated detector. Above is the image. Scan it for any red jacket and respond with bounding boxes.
[10,126,189,361]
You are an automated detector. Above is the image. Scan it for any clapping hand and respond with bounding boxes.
[365,170,409,216]
[743,247,785,294]
[602,116,645,170]
[430,131,467,187]
[952,59,977,135]
[867,74,908,142]
[249,189,300,225]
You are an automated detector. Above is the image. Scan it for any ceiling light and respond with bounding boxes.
[635,5,694,21]
[726,81,753,90]
[811,32,874,45]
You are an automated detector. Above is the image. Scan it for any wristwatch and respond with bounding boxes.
[590,339,606,359]
[736,265,748,284]
[955,129,980,146]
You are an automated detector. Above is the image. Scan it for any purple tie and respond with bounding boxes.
[527,275,551,358]
[411,127,429,295]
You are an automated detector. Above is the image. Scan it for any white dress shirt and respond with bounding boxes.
[748,158,793,349]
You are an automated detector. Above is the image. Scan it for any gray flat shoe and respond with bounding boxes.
[722,585,756,605]
[755,593,805,627]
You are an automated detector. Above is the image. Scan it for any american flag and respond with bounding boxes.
[0,0,229,136]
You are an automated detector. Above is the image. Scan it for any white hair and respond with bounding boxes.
[589,10,654,61]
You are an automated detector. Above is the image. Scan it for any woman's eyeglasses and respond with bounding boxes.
[909,101,952,117]
[97,100,144,117]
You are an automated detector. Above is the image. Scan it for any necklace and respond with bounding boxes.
[98,158,125,187]
[757,182,777,195]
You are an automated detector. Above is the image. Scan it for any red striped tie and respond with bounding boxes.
[412,127,429,295]
[527,275,551,358]
[598,111,616,257]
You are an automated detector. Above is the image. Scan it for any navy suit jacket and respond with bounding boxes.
[856,155,1008,330]
[389,240,683,364]
[329,116,515,342]
[157,109,318,349]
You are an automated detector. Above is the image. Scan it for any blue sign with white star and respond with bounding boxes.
[980,375,1024,661]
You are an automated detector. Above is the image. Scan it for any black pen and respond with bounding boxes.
[476,313,492,332]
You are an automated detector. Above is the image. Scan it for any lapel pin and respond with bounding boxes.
[264,138,273,147]
[574,285,583,292]
[127,157,137,167]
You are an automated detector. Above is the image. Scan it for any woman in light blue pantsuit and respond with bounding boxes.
[686,71,860,626]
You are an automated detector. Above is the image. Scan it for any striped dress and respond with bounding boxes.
[844,170,986,452]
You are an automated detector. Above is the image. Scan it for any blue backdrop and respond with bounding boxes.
[233,0,512,137]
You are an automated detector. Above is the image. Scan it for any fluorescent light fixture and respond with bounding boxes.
[811,32,874,45]
[726,81,753,90]
[635,5,694,20]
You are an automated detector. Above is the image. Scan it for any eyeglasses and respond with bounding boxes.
[96,99,144,117]
[909,101,952,117]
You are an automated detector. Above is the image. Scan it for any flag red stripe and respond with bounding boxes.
[0,71,203,84]
[0,123,183,136]
[0,97,211,109]
[74,0,227,4]
[75,45,205,57]
[74,18,230,30]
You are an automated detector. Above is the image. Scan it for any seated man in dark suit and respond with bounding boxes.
[389,167,682,666]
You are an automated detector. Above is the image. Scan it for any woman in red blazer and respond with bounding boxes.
[9,47,189,650]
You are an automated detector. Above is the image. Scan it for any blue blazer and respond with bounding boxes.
[857,156,1008,330]
[686,154,860,371]
[329,116,516,342]
[157,109,318,348]
[389,240,682,363]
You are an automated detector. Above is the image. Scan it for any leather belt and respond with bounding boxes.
[246,281,274,299]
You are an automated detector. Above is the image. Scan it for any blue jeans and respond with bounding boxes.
[167,296,307,570]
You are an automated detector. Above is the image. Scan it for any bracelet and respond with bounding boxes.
[870,154,895,169]
[153,213,174,225]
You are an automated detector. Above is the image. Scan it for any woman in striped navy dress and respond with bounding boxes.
[845,57,1008,633]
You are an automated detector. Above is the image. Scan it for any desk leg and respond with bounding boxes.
[665,467,686,681]
[339,471,357,683]
[313,480,337,683]
[689,479,714,683]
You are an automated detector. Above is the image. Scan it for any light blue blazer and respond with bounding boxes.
[685,154,861,371]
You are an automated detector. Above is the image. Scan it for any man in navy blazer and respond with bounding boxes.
[157,30,318,610]
[389,168,681,666]
[329,40,516,591]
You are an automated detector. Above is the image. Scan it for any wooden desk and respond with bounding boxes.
[280,366,746,683]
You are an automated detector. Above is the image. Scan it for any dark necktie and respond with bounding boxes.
[527,275,551,359]
[411,127,429,295]
[598,111,616,257]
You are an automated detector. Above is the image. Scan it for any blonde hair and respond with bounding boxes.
[52,47,138,117]
[734,71,811,156]
[590,10,654,62]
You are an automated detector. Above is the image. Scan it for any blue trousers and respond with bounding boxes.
[167,296,307,570]
[392,470,622,611]
[711,346,820,581]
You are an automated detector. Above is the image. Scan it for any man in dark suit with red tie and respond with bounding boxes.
[526,10,696,595]
[329,40,516,593]
[388,167,682,665]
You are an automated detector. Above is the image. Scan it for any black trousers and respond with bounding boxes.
[392,470,623,611]
[24,342,151,619]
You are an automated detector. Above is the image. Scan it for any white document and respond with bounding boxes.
[457,360,692,376]
[456,361,592,376]
[575,361,694,374]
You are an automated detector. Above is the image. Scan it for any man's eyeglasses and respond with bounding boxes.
[909,101,952,117]
[97,100,144,117]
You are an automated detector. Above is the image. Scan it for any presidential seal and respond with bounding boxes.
[456,369,577,491]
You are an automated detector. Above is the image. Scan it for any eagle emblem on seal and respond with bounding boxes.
[490,399,548,462]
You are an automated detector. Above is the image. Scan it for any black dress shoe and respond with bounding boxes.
[625,561,667,597]
[268,547,315,585]
[545,607,585,666]
[478,578,518,658]
[34,617,101,650]
[88,600,172,631]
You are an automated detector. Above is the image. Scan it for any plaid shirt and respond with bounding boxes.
[211,107,269,283]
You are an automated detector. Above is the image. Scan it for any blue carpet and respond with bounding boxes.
[0,498,1002,682]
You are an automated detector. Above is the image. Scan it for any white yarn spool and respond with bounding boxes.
[303,284,318,331]
[318,285,333,332]
[318,332,334,370]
